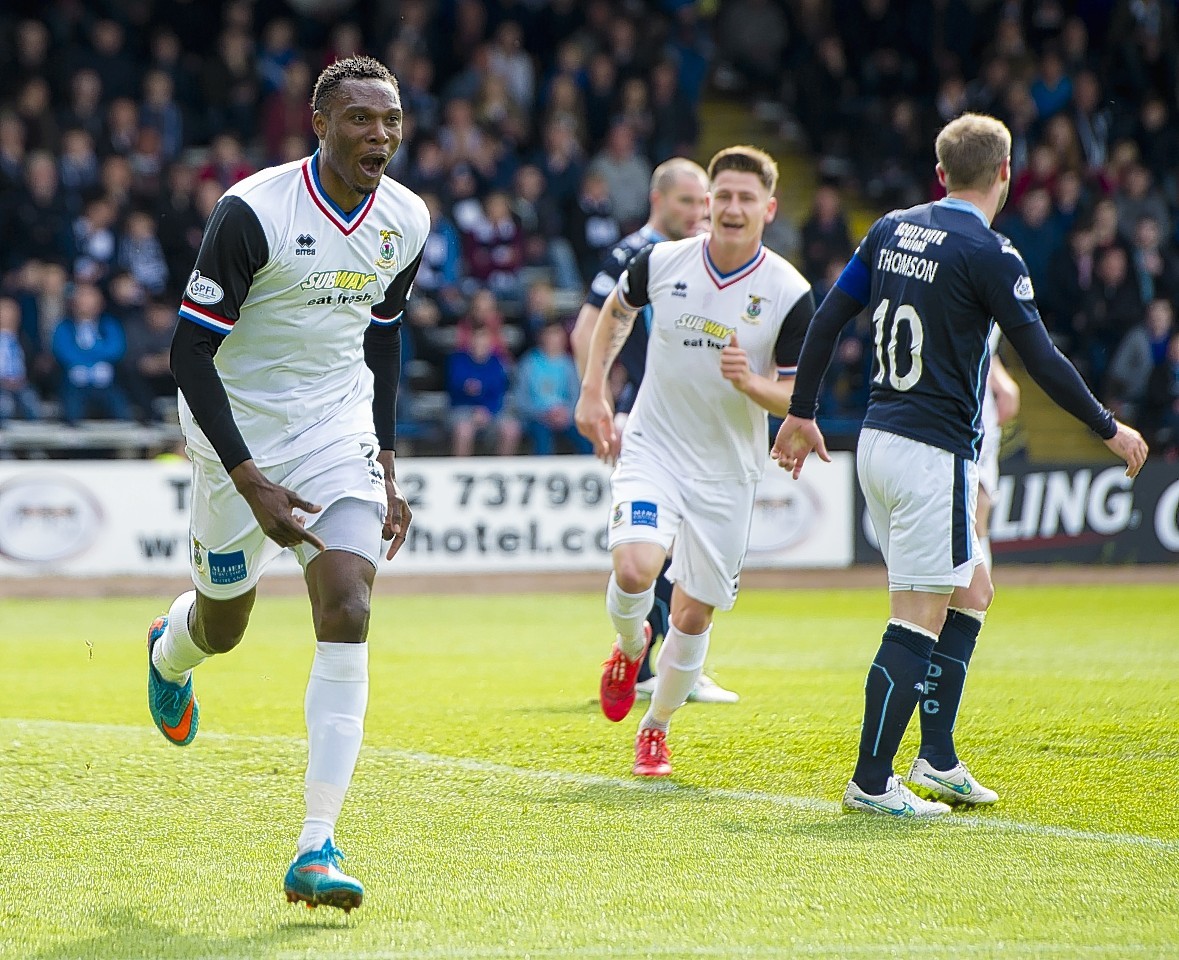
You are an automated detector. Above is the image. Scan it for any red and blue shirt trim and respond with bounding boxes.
[302,152,376,236]
[703,243,766,289]
[179,302,235,334]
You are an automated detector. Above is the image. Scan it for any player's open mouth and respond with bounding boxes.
[359,155,386,177]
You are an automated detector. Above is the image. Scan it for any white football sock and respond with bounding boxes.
[649,619,711,726]
[298,641,368,856]
[151,591,204,683]
[605,573,655,659]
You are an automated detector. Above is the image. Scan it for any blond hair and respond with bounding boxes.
[650,157,707,194]
[706,145,778,194]
[935,113,1011,192]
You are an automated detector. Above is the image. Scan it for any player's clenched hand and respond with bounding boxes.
[575,390,619,464]
[721,333,751,390]
[383,472,413,560]
[771,414,831,480]
[231,462,326,551]
[1105,421,1149,479]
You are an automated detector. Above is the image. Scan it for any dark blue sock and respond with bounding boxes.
[852,622,935,795]
[639,561,673,682]
[918,609,982,769]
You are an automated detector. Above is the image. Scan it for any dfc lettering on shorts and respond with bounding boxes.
[207,549,248,585]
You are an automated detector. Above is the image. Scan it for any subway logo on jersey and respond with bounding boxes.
[675,314,735,340]
[300,270,378,291]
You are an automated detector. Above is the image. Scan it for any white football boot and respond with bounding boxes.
[842,775,952,818]
[906,758,999,806]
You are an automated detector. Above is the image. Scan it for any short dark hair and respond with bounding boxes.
[312,55,398,113]
[706,145,778,194]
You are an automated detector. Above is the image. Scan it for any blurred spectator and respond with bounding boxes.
[197,133,254,190]
[999,188,1063,297]
[141,69,185,162]
[513,321,587,455]
[446,324,520,457]
[462,191,525,303]
[261,59,316,163]
[455,289,514,360]
[1029,47,1072,120]
[0,296,42,425]
[122,298,178,422]
[1115,163,1171,242]
[103,98,140,157]
[58,129,100,204]
[1042,225,1097,353]
[588,123,652,231]
[118,210,170,296]
[416,192,466,320]
[257,18,298,96]
[202,28,258,141]
[15,77,60,155]
[488,21,535,112]
[534,119,585,230]
[82,20,141,103]
[72,197,119,283]
[58,69,105,144]
[1,151,73,271]
[568,169,621,283]
[1106,297,1174,422]
[1144,332,1179,453]
[1069,71,1111,172]
[51,282,131,424]
[156,163,206,287]
[1129,216,1179,304]
[716,0,790,99]
[0,114,26,192]
[1078,245,1144,388]
[400,55,440,137]
[800,185,852,286]
[648,60,697,163]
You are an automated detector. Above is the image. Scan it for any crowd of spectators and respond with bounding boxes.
[0,0,710,455]
[717,0,1179,456]
[3,0,1179,461]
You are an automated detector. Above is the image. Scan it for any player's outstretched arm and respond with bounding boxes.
[570,303,600,378]
[1004,321,1148,478]
[575,288,639,463]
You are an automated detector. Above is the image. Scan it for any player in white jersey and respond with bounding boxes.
[575,145,815,777]
[976,330,1020,568]
[143,57,429,911]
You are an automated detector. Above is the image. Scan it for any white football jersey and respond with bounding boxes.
[177,154,429,467]
[617,235,812,481]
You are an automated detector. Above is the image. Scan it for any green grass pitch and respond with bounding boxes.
[3,583,1178,960]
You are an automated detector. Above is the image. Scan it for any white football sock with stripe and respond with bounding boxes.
[151,591,205,683]
[298,641,369,856]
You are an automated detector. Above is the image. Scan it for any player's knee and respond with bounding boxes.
[314,594,371,643]
[614,557,656,595]
[672,609,711,636]
[192,601,250,654]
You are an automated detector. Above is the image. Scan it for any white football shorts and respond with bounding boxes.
[187,432,388,600]
[608,452,756,610]
[857,427,982,592]
[978,387,1001,497]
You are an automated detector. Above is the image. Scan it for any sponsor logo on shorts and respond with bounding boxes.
[631,501,658,528]
[186,271,224,305]
[208,548,247,585]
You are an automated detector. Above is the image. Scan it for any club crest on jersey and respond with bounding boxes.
[743,293,769,323]
[376,228,400,269]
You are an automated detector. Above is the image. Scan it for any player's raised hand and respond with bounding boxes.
[231,463,327,551]
[1105,420,1149,479]
[771,414,831,480]
[721,333,751,389]
[575,389,619,463]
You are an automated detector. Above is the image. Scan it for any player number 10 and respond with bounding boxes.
[871,298,925,391]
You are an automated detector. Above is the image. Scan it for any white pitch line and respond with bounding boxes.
[5,718,1179,852]
[275,944,1166,960]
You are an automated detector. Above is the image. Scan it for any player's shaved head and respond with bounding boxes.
[936,114,1011,193]
[651,157,707,195]
[707,145,778,195]
[312,55,399,114]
